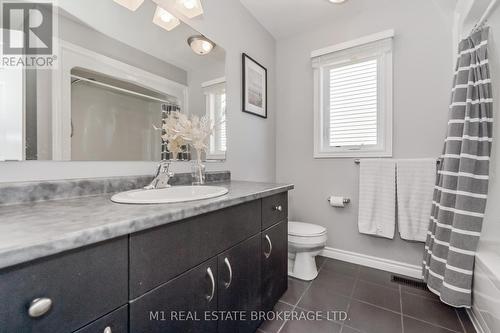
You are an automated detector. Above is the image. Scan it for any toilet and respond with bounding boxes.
[288,221,327,281]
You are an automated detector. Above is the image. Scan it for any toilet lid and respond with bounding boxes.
[288,221,327,237]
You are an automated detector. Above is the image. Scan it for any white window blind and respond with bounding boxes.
[203,79,227,159]
[312,30,393,158]
[328,59,378,147]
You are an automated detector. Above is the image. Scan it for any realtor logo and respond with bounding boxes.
[2,2,52,54]
[1,1,57,68]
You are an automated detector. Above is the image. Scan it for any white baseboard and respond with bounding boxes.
[320,246,423,279]
[467,308,486,333]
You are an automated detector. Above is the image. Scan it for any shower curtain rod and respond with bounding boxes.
[473,0,498,30]
[70,74,175,105]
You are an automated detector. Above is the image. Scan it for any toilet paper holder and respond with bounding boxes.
[327,197,351,204]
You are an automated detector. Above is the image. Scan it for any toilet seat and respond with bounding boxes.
[289,221,327,237]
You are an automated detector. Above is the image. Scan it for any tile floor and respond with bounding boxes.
[258,257,477,333]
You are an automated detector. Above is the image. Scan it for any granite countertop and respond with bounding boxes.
[0,181,293,270]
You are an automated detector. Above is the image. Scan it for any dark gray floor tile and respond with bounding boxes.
[258,301,293,333]
[280,278,310,306]
[321,259,360,277]
[311,268,356,297]
[297,282,350,315]
[346,300,402,333]
[456,308,477,333]
[401,285,440,301]
[341,326,362,333]
[357,266,399,289]
[351,280,401,312]
[280,315,342,333]
[316,255,327,268]
[401,292,462,332]
[403,316,458,333]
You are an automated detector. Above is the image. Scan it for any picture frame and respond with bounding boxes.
[242,53,267,118]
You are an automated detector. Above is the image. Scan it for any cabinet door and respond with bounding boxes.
[0,238,128,333]
[73,305,128,333]
[261,220,288,312]
[129,258,218,333]
[217,234,261,333]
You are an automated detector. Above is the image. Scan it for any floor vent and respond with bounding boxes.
[391,275,427,290]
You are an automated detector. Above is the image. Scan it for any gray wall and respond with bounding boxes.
[275,0,454,266]
[59,13,188,85]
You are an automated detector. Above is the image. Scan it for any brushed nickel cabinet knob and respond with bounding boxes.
[28,298,52,318]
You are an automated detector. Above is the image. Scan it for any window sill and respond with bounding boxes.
[313,150,393,159]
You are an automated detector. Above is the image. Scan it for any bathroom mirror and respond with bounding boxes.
[0,0,226,162]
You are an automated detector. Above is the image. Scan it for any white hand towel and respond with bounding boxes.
[358,159,396,239]
[396,159,436,242]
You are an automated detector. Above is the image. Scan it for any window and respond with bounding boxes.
[312,31,393,158]
[203,78,227,160]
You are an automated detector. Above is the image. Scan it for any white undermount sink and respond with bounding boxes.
[111,185,229,204]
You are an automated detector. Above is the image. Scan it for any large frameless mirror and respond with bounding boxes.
[0,0,226,162]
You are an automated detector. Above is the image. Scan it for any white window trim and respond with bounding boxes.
[203,77,227,160]
[312,30,394,159]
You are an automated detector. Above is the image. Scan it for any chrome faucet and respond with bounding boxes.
[145,161,175,190]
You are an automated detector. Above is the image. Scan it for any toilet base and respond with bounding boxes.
[288,250,321,281]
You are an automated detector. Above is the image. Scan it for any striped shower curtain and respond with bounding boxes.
[423,28,493,308]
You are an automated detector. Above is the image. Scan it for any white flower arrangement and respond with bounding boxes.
[159,111,214,162]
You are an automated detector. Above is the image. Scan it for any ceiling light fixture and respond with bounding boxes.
[176,0,204,18]
[188,35,215,55]
[113,0,145,11]
[329,0,347,3]
[153,6,180,31]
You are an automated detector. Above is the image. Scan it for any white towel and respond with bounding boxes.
[396,159,436,242]
[358,159,396,239]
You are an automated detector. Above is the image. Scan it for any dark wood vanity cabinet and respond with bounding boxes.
[129,258,219,333]
[261,221,288,312]
[262,192,288,230]
[129,200,262,299]
[0,191,289,333]
[217,234,262,333]
[74,305,129,333]
[0,238,128,333]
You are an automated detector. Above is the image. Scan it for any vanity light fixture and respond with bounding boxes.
[188,35,215,55]
[175,0,204,18]
[153,6,181,31]
[113,0,145,11]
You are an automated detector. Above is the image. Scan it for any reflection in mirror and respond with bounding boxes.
[0,0,226,162]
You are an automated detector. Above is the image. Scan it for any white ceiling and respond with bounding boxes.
[239,0,458,39]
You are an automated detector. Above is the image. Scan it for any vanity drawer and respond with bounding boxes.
[0,238,128,333]
[73,305,128,333]
[262,192,288,230]
[129,200,261,298]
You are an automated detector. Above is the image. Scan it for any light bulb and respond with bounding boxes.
[183,0,196,10]
[188,35,215,55]
[201,41,212,52]
[159,8,173,22]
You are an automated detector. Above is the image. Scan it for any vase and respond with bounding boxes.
[191,160,206,185]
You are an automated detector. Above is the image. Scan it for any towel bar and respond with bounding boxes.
[354,159,440,165]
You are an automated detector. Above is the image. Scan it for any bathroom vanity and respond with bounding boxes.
[0,177,292,333]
